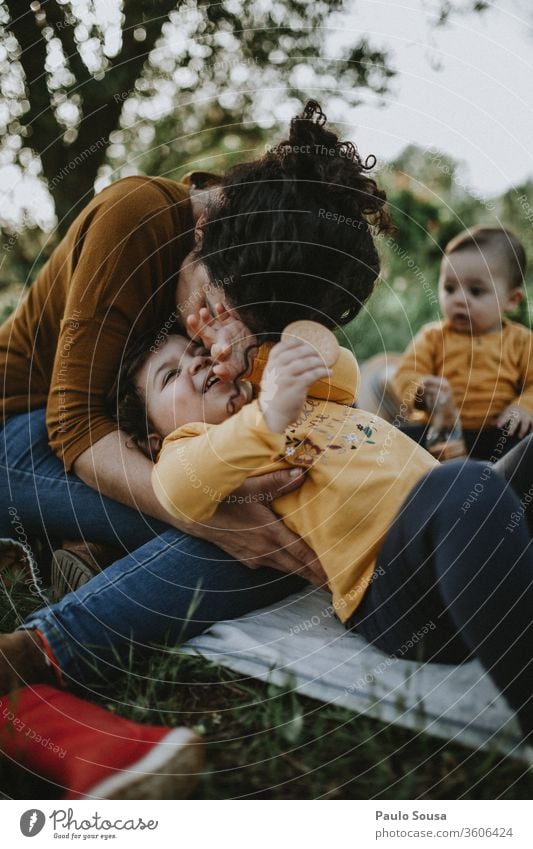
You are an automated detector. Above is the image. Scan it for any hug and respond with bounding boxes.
[0,100,532,798]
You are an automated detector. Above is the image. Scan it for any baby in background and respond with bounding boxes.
[393,227,533,460]
[109,308,436,623]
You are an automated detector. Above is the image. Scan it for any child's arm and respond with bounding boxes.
[496,331,533,437]
[247,339,360,405]
[152,338,331,523]
[188,305,360,404]
[259,337,333,432]
[392,326,440,412]
[152,402,286,523]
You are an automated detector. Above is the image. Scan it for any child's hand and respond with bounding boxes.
[417,375,452,411]
[495,405,533,438]
[259,337,332,433]
[186,303,257,381]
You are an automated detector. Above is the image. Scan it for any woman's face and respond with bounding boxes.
[175,249,228,325]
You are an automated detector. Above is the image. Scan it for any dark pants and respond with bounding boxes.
[399,424,520,461]
[348,461,533,740]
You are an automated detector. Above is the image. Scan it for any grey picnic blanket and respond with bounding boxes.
[184,587,528,761]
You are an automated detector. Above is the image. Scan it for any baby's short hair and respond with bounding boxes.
[445,226,527,289]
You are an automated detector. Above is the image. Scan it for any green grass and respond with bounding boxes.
[1,581,532,800]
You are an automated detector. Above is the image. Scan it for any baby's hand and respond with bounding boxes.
[496,405,533,438]
[259,337,331,433]
[186,303,257,381]
[417,375,452,411]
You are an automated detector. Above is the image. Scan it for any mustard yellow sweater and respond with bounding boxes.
[393,319,533,429]
[0,175,194,471]
[153,347,436,622]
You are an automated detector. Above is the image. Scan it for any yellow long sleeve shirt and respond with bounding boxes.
[153,347,437,622]
[393,319,533,430]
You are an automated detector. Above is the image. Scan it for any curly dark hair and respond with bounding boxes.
[198,100,394,337]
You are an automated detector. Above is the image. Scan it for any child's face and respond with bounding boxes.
[438,247,522,335]
[136,335,249,443]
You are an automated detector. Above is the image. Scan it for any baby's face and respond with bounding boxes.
[136,335,248,440]
[438,247,521,335]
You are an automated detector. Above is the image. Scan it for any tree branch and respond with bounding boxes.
[43,0,92,89]
[4,0,63,178]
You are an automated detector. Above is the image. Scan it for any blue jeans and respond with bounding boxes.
[0,410,305,684]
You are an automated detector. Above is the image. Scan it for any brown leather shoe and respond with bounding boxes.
[51,541,124,599]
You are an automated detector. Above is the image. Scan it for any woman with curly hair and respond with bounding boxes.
[1,100,532,796]
[0,101,392,694]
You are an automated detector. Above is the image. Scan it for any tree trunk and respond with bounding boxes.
[5,0,179,235]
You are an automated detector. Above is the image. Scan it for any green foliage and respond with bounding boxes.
[0,0,395,233]
[0,1,490,234]
[0,227,52,288]
[129,106,270,183]
[342,147,533,361]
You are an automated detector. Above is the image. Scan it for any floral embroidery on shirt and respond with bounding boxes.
[280,404,378,467]
[356,423,376,444]
[276,435,323,467]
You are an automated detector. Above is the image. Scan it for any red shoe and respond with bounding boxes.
[0,685,204,799]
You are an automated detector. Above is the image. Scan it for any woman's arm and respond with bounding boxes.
[73,430,180,524]
[46,177,192,472]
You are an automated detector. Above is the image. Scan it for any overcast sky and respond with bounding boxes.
[322,0,533,199]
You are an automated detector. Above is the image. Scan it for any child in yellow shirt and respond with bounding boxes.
[111,309,533,747]
[393,227,533,460]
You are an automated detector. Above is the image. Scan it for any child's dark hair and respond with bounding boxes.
[106,328,166,456]
[198,99,394,337]
[445,227,527,288]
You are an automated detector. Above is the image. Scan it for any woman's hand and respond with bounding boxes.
[260,337,331,433]
[181,468,327,587]
[186,303,257,381]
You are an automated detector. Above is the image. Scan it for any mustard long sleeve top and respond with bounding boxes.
[393,319,533,430]
[153,346,437,622]
[0,175,195,471]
